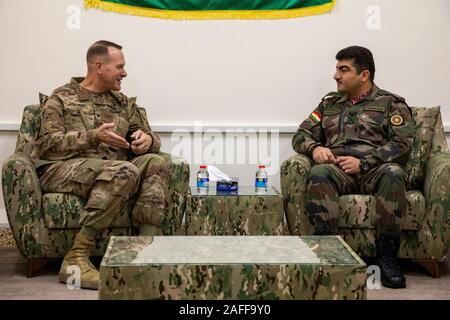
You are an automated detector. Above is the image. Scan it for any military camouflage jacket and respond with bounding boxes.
[36,77,161,167]
[292,84,414,169]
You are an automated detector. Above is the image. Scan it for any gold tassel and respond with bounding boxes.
[84,0,335,20]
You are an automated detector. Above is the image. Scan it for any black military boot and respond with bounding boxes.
[375,233,406,289]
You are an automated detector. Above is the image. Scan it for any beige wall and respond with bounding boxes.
[0,0,449,126]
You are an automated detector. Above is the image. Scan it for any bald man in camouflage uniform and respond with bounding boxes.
[292,46,414,289]
[36,41,170,289]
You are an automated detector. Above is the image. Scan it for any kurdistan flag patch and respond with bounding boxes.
[310,111,322,123]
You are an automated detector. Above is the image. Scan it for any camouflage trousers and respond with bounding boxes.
[38,153,170,235]
[306,163,406,236]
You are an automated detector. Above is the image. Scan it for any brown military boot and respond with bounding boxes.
[139,224,163,236]
[58,233,99,290]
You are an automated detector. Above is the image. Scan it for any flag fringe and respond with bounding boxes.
[84,0,335,20]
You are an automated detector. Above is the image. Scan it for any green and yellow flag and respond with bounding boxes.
[85,0,335,20]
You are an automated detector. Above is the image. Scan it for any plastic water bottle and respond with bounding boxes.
[255,165,268,192]
[197,165,209,193]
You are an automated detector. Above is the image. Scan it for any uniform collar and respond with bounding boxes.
[365,84,379,101]
[350,91,370,105]
[336,83,379,104]
[70,77,112,105]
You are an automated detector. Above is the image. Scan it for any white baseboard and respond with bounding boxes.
[0,208,8,226]
[0,122,449,133]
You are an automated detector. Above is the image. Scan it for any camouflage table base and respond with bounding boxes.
[184,186,284,235]
[99,235,367,300]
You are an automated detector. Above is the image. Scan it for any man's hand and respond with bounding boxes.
[96,123,130,149]
[312,146,336,164]
[336,156,360,174]
[130,130,152,155]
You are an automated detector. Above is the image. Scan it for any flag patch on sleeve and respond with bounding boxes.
[310,111,322,123]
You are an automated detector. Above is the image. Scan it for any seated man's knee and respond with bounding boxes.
[309,164,336,181]
[141,154,170,177]
[146,154,167,166]
[97,162,140,198]
[378,163,406,182]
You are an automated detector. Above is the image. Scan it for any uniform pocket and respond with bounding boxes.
[64,103,95,130]
[85,189,110,210]
[68,159,95,184]
[97,170,116,181]
[358,112,384,141]
[64,105,84,130]
[102,111,129,138]
[322,115,340,145]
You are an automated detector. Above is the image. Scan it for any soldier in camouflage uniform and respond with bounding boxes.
[292,46,415,289]
[36,40,170,289]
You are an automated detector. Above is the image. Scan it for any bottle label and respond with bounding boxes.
[197,177,209,188]
[255,178,267,188]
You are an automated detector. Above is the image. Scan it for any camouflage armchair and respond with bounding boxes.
[281,106,450,277]
[2,104,190,277]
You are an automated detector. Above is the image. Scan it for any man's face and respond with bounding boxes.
[99,47,127,91]
[333,59,365,95]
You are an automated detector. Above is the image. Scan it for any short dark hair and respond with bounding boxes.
[86,40,122,63]
[336,46,375,82]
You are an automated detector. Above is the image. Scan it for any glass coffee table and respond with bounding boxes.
[99,235,367,300]
[184,186,285,235]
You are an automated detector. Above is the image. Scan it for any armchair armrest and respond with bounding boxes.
[421,152,450,260]
[156,152,190,235]
[424,152,450,194]
[2,153,44,258]
[281,154,313,195]
[280,153,313,235]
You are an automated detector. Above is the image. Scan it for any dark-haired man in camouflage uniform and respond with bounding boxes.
[36,40,170,289]
[292,46,414,289]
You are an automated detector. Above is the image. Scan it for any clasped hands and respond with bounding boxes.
[312,146,360,174]
[96,123,152,155]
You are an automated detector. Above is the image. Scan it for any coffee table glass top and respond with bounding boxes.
[103,236,364,267]
[190,186,279,196]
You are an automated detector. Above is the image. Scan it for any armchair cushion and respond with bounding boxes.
[42,193,132,229]
[337,191,425,231]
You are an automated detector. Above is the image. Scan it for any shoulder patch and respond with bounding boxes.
[310,111,322,123]
[390,115,404,126]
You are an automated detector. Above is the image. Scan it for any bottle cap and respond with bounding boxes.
[200,165,207,168]
[258,165,266,168]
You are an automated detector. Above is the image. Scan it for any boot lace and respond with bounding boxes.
[379,256,401,273]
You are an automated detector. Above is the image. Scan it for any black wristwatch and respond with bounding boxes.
[359,158,370,173]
